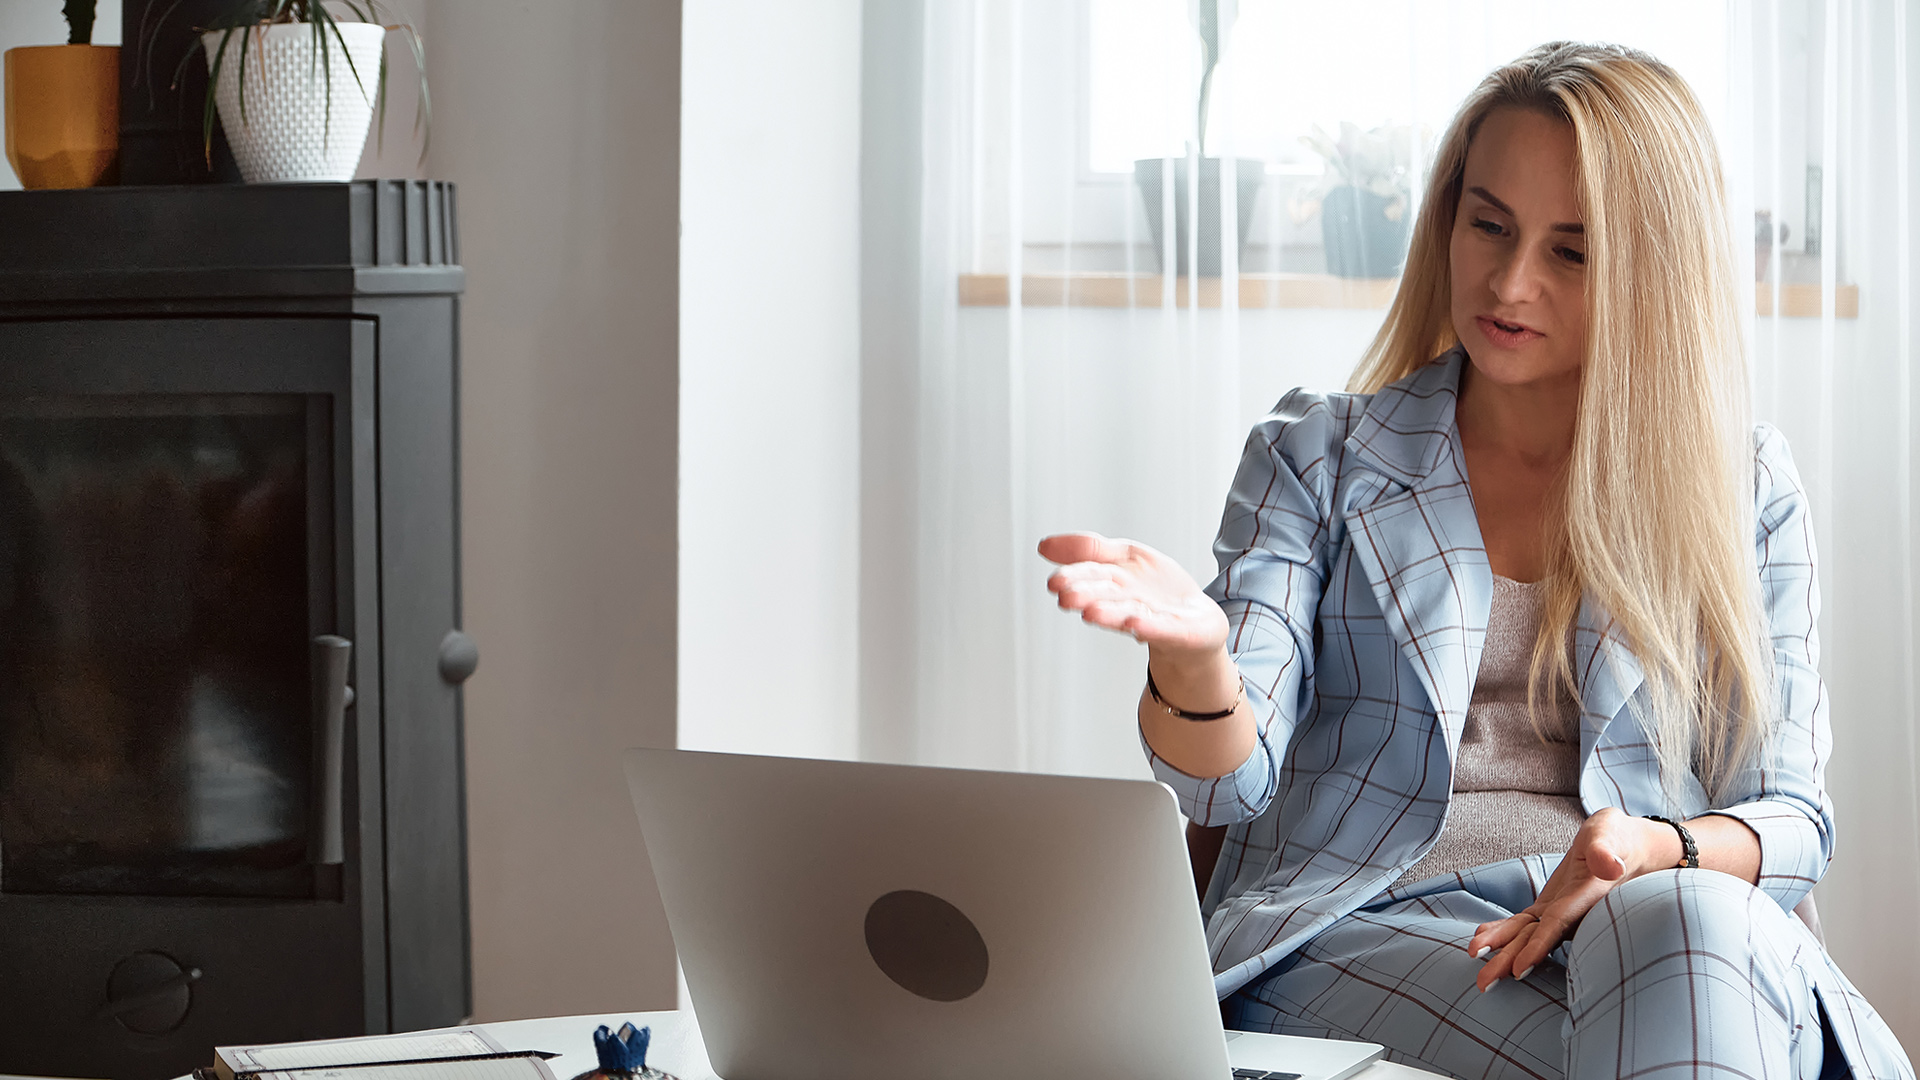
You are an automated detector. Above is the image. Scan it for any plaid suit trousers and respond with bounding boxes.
[1225,858,1913,1080]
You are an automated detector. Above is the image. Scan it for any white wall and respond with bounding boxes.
[422,0,682,1021]
[857,0,923,763]
[679,0,864,760]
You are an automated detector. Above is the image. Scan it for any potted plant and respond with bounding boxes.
[1294,121,1421,279]
[142,0,427,183]
[1132,0,1263,277]
[3,0,121,189]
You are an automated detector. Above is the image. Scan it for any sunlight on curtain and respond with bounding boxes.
[909,0,1917,1040]
[1731,0,1920,1042]
[912,0,1728,770]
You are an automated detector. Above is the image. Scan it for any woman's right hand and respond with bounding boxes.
[1038,532,1228,659]
[1040,532,1252,779]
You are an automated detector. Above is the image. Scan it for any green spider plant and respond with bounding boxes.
[142,0,429,167]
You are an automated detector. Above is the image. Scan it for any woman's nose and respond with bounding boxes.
[1490,245,1548,304]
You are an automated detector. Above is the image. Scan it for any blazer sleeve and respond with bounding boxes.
[1703,422,1836,911]
[1145,388,1339,827]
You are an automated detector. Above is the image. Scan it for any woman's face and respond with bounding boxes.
[1448,106,1588,390]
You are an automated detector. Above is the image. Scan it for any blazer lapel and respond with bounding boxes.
[1340,351,1492,757]
[1572,592,1649,775]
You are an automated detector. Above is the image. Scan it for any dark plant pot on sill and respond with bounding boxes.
[1321,184,1409,279]
[1134,156,1264,276]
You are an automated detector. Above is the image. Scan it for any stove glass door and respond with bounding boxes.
[0,393,330,898]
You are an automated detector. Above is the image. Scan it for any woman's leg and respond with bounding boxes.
[1564,870,1915,1080]
[1230,889,1571,1080]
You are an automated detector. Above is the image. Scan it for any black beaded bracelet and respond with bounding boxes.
[1645,815,1699,869]
[1145,669,1243,722]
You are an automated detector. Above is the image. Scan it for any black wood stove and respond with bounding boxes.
[0,181,472,1078]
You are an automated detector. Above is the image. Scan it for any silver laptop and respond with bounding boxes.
[624,749,1384,1080]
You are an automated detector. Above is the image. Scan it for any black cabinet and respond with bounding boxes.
[0,182,469,1078]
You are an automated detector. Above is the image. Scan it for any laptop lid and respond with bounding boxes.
[623,749,1235,1080]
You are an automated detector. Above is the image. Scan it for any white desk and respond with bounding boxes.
[472,1010,1447,1080]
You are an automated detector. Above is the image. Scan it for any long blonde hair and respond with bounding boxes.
[1349,42,1770,803]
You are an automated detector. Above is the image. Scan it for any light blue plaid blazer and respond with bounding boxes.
[1148,348,1835,998]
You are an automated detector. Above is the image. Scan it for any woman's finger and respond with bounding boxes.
[1505,909,1576,979]
[1584,835,1628,881]
[1047,561,1129,594]
[1509,878,1611,975]
[1477,919,1538,992]
[1468,910,1539,958]
[1081,598,1153,632]
[1038,531,1133,567]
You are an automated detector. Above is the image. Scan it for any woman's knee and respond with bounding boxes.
[1574,869,1770,953]
[1567,870,1794,1006]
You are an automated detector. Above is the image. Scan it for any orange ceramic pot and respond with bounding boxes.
[4,45,120,189]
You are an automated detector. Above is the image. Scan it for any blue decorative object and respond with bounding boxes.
[593,1024,650,1075]
[569,1021,674,1080]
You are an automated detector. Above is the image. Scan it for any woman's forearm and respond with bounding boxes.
[1138,644,1259,778]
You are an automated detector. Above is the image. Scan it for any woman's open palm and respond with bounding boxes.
[1038,532,1228,656]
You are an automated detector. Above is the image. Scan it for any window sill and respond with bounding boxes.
[958,273,1860,317]
[957,272,1396,309]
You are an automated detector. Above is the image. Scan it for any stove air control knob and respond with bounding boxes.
[100,950,200,1036]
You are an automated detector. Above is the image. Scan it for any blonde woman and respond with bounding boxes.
[1041,43,1913,1080]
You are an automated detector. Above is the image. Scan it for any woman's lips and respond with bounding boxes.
[1475,315,1544,348]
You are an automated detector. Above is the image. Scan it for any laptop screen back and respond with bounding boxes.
[624,749,1233,1080]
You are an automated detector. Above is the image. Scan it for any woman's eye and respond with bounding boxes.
[1472,217,1506,237]
[1557,246,1587,266]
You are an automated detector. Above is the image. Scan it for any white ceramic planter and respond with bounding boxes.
[203,22,386,183]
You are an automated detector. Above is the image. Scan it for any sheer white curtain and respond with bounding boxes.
[1729,0,1920,1043]
[906,0,1724,770]
[896,0,1918,1044]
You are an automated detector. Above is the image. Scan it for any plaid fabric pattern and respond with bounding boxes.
[1227,859,1913,1080]
[1144,352,1906,1074]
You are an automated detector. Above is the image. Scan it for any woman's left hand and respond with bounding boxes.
[1468,807,1676,991]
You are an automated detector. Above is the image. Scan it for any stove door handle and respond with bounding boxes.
[439,629,479,684]
[309,635,353,867]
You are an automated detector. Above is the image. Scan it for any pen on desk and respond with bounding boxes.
[228,1050,563,1079]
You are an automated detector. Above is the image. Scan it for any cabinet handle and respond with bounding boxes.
[309,635,352,867]
[439,629,480,684]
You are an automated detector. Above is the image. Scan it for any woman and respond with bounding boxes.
[1041,43,1913,1080]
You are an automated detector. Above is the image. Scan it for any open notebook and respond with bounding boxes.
[206,1029,556,1080]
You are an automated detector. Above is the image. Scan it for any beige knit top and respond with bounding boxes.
[1393,574,1586,887]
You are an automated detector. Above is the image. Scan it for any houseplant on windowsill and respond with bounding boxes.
[1294,121,1420,279]
[3,0,121,189]
[1132,0,1263,278]
[142,0,427,183]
